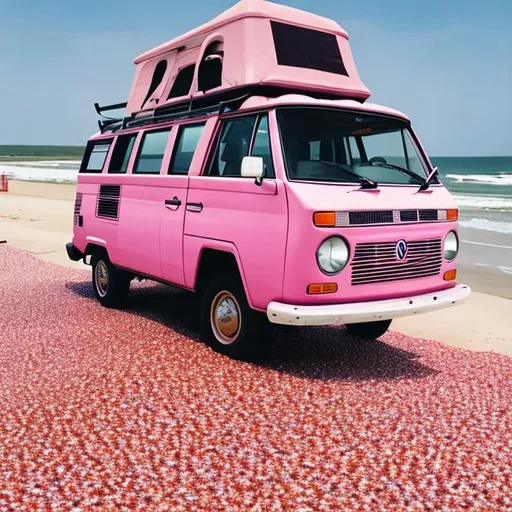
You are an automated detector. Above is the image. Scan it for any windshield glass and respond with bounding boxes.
[277,107,430,185]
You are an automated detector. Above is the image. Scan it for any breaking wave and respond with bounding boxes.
[0,162,80,184]
[454,194,512,212]
[460,218,512,235]
[446,173,512,186]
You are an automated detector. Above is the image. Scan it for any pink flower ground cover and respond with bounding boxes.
[0,245,511,511]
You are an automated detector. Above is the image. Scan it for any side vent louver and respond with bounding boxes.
[96,184,121,220]
[74,193,83,225]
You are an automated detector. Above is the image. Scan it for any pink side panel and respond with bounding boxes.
[184,177,288,310]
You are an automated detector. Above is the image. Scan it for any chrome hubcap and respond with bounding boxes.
[210,291,241,345]
[95,260,109,297]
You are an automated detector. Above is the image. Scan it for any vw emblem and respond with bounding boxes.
[396,239,408,261]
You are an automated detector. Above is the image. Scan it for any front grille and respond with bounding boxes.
[399,210,418,222]
[333,209,447,227]
[349,210,394,225]
[96,184,121,220]
[419,209,439,221]
[351,238,442,286]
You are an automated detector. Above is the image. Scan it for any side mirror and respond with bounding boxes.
[241,156,265,184]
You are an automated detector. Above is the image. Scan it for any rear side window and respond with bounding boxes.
[80,140,112,173]
[270,21,348,76]
[169,123,205,175]
[134,129,171,174]
[108,134,137,174]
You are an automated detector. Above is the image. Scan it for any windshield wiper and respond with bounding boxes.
[320,161,378,189]
[370,161,427,189]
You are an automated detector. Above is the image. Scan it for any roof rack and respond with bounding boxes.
[94,101,128,133]
[95,89,251,134]
[94,101,128,115]
[94,82,367,134]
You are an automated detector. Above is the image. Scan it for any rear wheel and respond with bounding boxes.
[200,273,265,360]
[91,250,131,308]
[345,319,392,340]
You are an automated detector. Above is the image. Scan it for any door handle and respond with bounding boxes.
[165,197,182,209]
[186,202,203,213]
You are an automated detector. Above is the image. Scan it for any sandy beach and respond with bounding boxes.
[1,179,511,355]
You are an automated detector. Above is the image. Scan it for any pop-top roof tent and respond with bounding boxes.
[122,0,370,117]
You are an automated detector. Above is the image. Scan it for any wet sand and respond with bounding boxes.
[1,180,511,355]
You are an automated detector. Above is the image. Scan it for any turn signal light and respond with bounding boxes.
[307,283,338,294]
[313,211,336,227]
[447,209,458,221]
[443,270,457,281]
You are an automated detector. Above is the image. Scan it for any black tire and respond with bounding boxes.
[91,250,131,308]
[345,319,392,340]
[200,273,266,360]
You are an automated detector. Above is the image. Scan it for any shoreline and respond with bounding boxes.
[1,179,511,355]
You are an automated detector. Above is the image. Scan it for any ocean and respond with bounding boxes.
[1,156,511,235]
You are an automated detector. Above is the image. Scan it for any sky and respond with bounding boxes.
[0,0,511,156]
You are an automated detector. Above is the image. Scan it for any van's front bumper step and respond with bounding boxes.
[66,243,84,262]
[267,284,471,326]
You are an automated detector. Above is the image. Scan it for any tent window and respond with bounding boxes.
[142,59,168,108]
[198,41,223,92]
[168,65,195,99]
[270,21,348,76]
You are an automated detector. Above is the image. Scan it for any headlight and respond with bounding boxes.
[444,231,459,261]
[317,237,349,275]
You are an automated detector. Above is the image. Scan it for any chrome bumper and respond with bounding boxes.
[267,283,471,326]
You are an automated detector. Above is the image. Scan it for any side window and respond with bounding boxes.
[80,140,112,173]
[134,129,171,174]
[251,115,275,178]
[207,116,257,177]
[108,134,137,174]
[169,123,206,175]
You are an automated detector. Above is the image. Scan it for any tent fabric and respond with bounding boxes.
[125,0,370,115]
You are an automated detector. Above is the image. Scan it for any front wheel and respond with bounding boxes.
[200,273,265,360]
[91,251,131,308]
[345,319,392,340]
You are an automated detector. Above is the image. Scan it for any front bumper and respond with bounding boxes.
[267,283,471,326]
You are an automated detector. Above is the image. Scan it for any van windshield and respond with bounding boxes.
[277,107,430,186]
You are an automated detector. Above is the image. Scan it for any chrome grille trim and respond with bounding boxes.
[351,238,442,285]
[330,209,446,227]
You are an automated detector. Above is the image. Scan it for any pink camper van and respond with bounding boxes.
[67,0,471,359]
